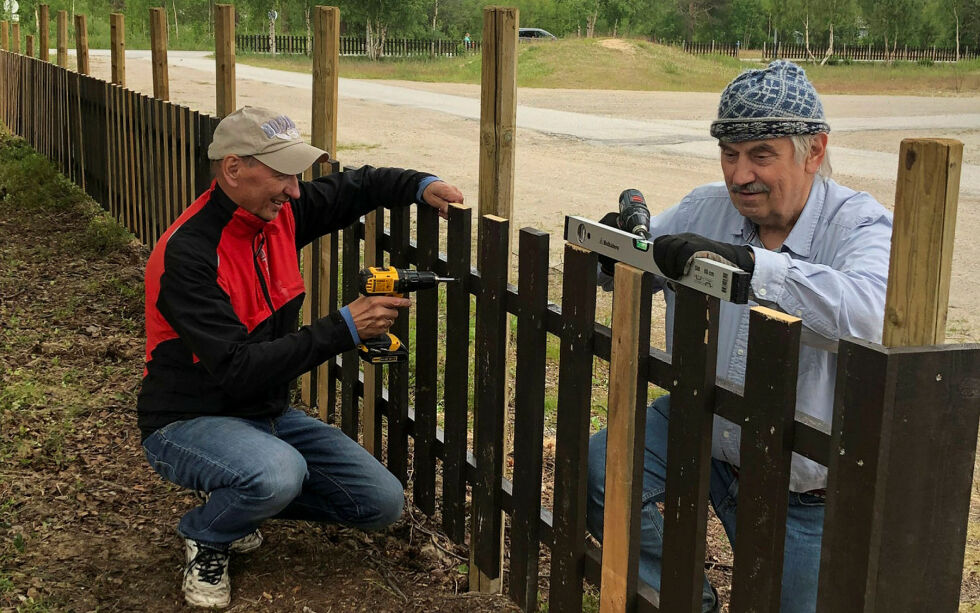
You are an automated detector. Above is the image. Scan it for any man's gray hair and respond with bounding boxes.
[791,133,833,178]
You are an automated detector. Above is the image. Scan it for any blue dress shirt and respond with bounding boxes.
[601,176,893,491]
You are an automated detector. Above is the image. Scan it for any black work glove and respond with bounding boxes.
[652,232,755,280]
[597,211,620,277]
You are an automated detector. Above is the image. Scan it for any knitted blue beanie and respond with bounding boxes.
[710,60,830,143]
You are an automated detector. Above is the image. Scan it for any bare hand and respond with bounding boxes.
[347,295,411,339]
[421,180,464,219]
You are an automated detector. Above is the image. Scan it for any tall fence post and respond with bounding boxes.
[73,15,88,75]
[306,5,339,416]
[470,5,518,594]
[150,8,169,100]
[10,23,19,54]
[26,34,33,57]
[214,4,236,117]
[56,10,67,68]
[0,21,7,50]
[110,14,125,87]
[884,139,962,347]
[38,5,49,62]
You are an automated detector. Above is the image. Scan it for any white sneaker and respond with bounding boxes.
[229,529,263,554]
[193,491,263,555]
[183,539,230,608]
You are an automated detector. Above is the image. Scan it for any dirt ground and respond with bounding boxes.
[7,53,978,611]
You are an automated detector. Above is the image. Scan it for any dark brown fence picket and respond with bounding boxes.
[387,205,411,485]
[660,286,720,612]
[341,221,360,440]
[549,243,598,612]
[472,215,510,579]
[508,227,550,611]
[414,203,440,515]
[729,308,801,612]
[441,203,472,545]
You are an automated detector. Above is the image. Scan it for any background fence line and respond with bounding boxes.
[763,41,979,62]
[236,33,477,57]
[1,7,979,608]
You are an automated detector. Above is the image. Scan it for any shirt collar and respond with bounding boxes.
[211,182,269,232]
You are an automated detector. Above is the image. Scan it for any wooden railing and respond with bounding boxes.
[2,44,979,613]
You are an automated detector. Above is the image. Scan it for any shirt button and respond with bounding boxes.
[737,349,744,356]
[758,287,768,296]
[723,431,730,439]
[795,310,802,316]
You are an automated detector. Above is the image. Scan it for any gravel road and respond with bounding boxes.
[91,50,980,338]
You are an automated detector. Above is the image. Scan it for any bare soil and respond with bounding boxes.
[0,157,521,612]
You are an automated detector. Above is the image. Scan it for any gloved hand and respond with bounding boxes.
[597,211,620,276]
[652,233,755,280]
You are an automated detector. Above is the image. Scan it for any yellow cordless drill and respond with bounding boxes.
[355,266,456,364]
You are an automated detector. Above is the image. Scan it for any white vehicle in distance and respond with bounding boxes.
[519,27,558,41]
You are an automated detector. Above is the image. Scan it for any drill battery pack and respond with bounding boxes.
[357,333,409,364]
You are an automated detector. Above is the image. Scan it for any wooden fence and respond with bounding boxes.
[2,45,980,613]
[236,33,476,57]
[764,41,980,62]
[682,40,739,57]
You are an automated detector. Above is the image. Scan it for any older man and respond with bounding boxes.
[586,61,892,612]
[137,106,463,608]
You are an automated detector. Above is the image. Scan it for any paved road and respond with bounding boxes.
[92,49,980,195]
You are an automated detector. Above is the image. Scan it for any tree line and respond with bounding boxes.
[3,0,977,55]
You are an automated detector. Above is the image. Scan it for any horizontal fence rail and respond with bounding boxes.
[2,46,979,613]
[236,33,477,57]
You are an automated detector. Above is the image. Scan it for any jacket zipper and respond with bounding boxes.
[252,232,275,313]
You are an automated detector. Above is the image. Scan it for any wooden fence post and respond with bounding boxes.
[56,10,67,68]
[478,6,518,247]
[214,4,236,117]
[26,35,33,57]
[469,5,518,595]
[598,263,652,613]
[307,5,339,416]
[73,15,88,74]
[110,14,125,86]
[38,5,49,62]
[150,8,169,100]
[883,139,962,347]
[1,21,8,50]
[11,23,19,54]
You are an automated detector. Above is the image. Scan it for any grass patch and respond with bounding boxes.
[239,40,980,95]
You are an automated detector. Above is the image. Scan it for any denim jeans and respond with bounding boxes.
[586,395,825,613]
[142,408,404,550]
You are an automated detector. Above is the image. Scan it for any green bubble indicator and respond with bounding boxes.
[633,239,650,252]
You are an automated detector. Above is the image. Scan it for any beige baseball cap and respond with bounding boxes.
[207,106,328,175]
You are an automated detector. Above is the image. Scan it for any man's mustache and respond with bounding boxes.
[730,181,771,195]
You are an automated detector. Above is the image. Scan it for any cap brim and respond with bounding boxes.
[254,142,330,175]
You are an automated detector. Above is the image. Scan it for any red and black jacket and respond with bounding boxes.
[137,166,431,440]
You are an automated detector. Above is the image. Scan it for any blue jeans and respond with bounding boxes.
[586,395,824,613]
[142,408,404,550]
